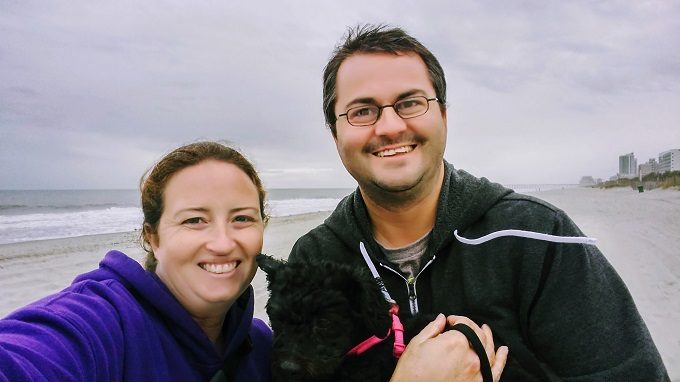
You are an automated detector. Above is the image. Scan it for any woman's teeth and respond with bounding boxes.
[200,262,237,274]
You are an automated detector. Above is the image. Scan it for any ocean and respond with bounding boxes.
[0,185,575,245]
[0,188,353,245]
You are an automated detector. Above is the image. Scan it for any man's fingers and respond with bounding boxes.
[482,324,495,366]
[411,313,446,343]
[492,346,509,382]
[446,315,488,348]
[447,315,504,380]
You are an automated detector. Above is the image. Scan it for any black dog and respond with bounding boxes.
[257,254,439,382]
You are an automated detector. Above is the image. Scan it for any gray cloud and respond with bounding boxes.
[1,0,679,189]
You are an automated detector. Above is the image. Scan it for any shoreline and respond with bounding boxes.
[0,211,335,257]
[1,189,678,378]
[0,211,332,319]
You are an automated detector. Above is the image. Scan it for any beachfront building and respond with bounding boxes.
[639,158,659,177]
[579,176,596,186]
[618,152,638,179]
[658,149,680,173]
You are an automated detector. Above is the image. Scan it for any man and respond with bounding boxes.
[288,24,669,381]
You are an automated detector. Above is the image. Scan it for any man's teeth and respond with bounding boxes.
[376,145,413,158]
[201,262,237,274]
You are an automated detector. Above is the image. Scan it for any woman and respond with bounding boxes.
[0,141,271,381]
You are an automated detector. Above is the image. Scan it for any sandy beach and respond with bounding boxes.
[1,188,678,379]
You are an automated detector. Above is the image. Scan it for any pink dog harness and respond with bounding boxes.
[346,243,407,358]
[346,304,406,358]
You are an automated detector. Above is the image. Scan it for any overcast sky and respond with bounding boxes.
[1,1,679,190]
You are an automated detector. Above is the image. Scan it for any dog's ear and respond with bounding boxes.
[256,253,285,282]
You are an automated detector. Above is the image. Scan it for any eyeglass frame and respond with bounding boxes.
[337,96,440,127]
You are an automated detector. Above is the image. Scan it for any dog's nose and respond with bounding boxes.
[279,359,304,378]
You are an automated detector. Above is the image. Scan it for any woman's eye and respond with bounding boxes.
[182,217,204,225]
[234,215,256,223]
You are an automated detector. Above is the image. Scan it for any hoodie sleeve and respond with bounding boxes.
[0,285,124,381]
[526,210,669,381]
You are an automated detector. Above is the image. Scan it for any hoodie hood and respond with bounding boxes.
[74,250,255,368]
[324,160,512,260]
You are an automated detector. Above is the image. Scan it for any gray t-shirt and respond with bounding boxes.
[378,231,431,280]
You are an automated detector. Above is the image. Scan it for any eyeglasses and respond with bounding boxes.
[337,96,439,127]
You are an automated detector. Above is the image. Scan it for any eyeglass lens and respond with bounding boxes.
[346,96,431,126]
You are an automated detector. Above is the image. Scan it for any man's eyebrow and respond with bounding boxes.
[344,89,427,109]
[396,89,426,99]
[344,97,378,109]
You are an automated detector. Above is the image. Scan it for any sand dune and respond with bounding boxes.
[1,188,677,379]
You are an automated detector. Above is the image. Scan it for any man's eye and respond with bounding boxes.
[396,99,421,111]
[349,106,376,118]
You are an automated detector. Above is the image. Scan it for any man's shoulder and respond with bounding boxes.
[289,220,352,263]
[296,219,335,241]
[475,192,575,233]
[489,191,565,216]
[292,221,340,249]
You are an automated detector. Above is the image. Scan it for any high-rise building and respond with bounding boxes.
[639,158,659,177]
[658,149,680,173]
[618,152,637,178]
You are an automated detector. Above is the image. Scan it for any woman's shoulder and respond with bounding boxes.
[249,318,272,341]
[6,277,133,326]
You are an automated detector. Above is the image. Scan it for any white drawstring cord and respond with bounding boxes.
[454,229,597,245]
[359,242,395,303]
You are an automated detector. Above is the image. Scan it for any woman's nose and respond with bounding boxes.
[205,226,237,253]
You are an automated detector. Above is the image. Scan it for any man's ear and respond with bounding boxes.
[441,104,448,129]
[256,254,285,283]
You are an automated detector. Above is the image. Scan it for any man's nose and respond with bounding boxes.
[373,107,407,136]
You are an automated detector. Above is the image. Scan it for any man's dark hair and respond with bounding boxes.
[322,24,447,136]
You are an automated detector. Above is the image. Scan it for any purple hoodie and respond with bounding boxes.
[0,250,272,381]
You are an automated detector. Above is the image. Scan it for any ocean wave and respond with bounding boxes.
[0,204,28,210]
[0,203,125,215]
[268,198,341,217]
[0,199,343,245]
[0,207,143,245]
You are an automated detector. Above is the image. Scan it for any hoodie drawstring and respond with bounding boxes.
[454,229,597,245]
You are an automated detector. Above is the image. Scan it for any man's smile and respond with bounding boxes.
[374,144,416,158]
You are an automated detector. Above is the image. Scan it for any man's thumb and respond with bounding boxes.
[411,313,445,343]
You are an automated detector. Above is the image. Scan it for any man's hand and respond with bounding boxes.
[390,314,508,382]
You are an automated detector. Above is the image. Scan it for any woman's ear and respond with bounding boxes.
[144,223,160,250]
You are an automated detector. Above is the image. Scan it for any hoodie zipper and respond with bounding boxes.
[379,256,436,315]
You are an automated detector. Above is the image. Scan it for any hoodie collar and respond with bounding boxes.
[325,161,512,259]
[430,161,512,253]
[77,250,255,365]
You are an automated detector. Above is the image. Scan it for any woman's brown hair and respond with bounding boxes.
[139,141,268,271]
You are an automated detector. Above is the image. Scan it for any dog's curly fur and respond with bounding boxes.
[257,254,433,382]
